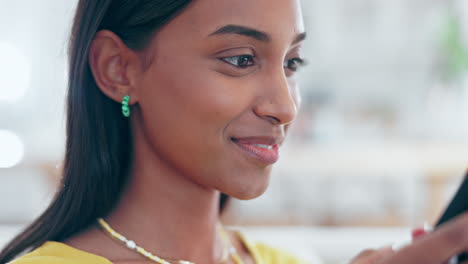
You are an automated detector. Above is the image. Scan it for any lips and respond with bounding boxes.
[230,137,281,164]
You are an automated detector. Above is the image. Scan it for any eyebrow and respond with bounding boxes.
[208,24,306,45]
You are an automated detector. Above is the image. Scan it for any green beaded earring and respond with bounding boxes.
[121,95,131,117]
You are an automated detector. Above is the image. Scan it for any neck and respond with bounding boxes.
[105,122,225,264]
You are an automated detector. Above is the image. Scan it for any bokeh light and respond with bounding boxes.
[0,130,24,168]
[0,42,31,102]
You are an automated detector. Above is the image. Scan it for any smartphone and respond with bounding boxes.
[435,173,468,262]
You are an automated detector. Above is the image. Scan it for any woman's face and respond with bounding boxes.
[134,0,306,199]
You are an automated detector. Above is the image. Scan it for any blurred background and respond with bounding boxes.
[1,0,468,263]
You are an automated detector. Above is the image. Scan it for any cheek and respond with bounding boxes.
[136,58,256,181]
[138,63,228,148]
[143,58,249,128]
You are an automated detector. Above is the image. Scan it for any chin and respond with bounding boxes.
[222,173,271,200]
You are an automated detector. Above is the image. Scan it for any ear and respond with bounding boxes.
[88,30,140,105]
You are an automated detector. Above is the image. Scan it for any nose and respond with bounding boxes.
[253,72,298,126]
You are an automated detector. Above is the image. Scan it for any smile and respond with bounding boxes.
[251,143,273,150]
[230,137,280,164]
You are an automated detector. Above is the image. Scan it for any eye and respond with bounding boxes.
[284,57,306,72]
[220,55,256,68]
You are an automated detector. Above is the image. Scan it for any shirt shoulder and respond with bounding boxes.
[9,236,310,264]
[236,231,310,264]
[8,241,112,264]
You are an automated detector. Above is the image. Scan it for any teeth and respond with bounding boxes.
[252,143,273,150]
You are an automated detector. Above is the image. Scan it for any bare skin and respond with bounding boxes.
[64,0,305,263]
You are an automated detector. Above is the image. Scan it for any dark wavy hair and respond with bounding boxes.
[0,1,230,263]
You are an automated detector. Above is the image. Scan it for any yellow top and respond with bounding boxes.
[8,232,307,264]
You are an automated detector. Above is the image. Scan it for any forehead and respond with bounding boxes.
[159,0,305,45]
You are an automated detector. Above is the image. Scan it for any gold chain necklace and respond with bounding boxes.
[97,218,244,264]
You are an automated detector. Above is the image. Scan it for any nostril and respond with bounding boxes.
[265,115,281,125]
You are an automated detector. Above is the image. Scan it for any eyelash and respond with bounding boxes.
[220,55,307,72]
